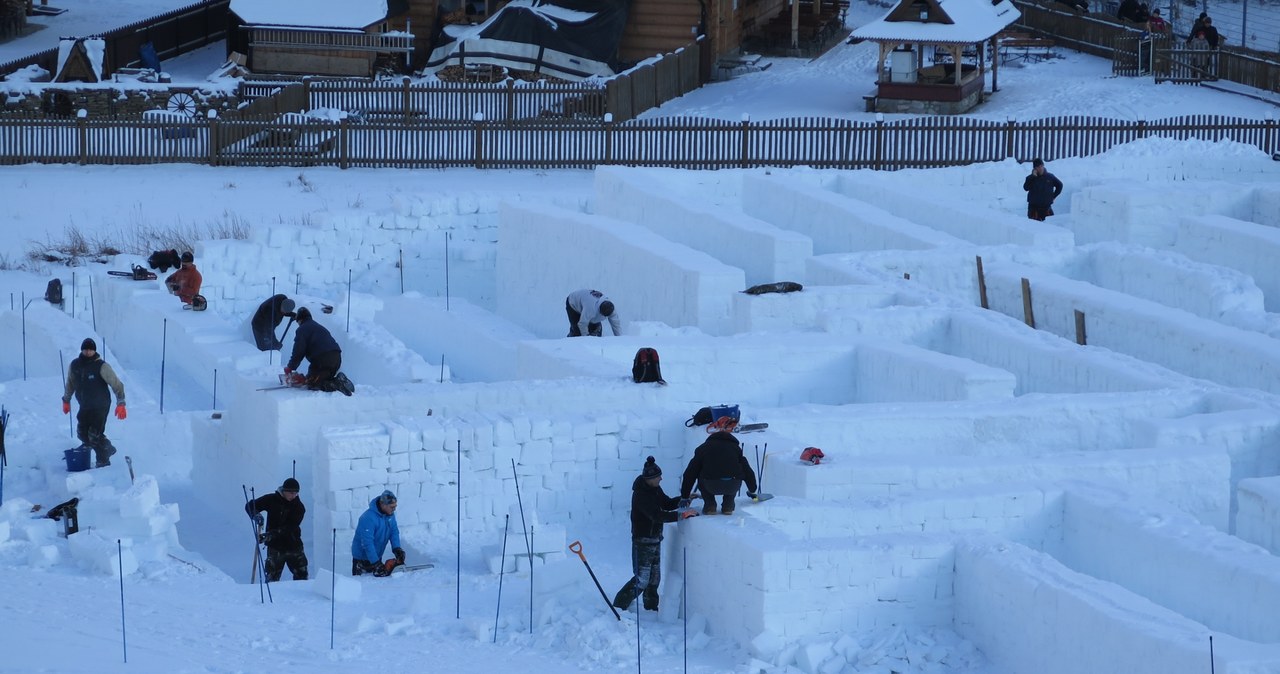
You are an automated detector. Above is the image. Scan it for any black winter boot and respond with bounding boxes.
[613,580,636,610]
[642,587,659,611]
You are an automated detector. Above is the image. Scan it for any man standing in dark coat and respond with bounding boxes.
[1023,157,1064,221]
[245,477,308,581]
[680,431,758,515]
[61,338,127,468]
[613,457,697,612]
[285,307,352,395]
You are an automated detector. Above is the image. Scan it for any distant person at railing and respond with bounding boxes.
[1197,16,1222,48]
[1146,8,1169,34]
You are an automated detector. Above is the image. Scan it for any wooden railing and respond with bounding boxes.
[1,113,1273,170]
[249,27,415,53]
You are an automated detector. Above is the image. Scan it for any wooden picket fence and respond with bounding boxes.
[0,114,1274,169]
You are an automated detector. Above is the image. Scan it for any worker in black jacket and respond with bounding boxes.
[612,457,697,612]
[681,431,758,515]
[245,477,308,581]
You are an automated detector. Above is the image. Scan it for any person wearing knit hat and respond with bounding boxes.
[61,337,127,468]
[612,456,698,612]
[1023,157,1063,222]
[351,489,405,576]
[163,250,202,306]
[680,430,758,516]
[564,288,622,337]
[284,305,353,396]
[244,477,309,581]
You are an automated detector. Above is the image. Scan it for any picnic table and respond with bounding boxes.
[1000,37,1057,63]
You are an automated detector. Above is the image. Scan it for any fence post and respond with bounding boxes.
[975,256,989,309]
[1136,119,1146,140]
[1020,277,1035,328]
[401,76,412,122]
[604,112,614,166]
[473,112,484,169]
[1005,116,1016,159]
[506,79,516,121]
[76,109,88,166]
[339,117,349,170]
[207,109,219,167]
[303,79,312,111]
[874,113,884,170]
[1265,113,1275,157]
[740,113,750,169]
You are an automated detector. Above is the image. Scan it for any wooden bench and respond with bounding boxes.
[1000,37,1057,63]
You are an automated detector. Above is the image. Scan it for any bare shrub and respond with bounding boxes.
[21,210,250,270]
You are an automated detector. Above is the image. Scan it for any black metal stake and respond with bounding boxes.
[118,539,127,663]
[346,269,352,332]
[444,232,451,311]
[269,277,276,365]
[493,514,510,643]
[89,275,96,332]
[456,439,461,619]
[160,318,167,413]
[330,528,337,650]
[212,368,217,409]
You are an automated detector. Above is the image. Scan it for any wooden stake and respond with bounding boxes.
[1020,278,1035,328]
[976,256,989,309]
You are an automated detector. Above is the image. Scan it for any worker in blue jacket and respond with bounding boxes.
[351,490,405,576]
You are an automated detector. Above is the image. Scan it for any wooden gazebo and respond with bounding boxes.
[852,0,1019,114]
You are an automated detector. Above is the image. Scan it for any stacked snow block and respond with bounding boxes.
[683,515,956,653]
[1171,213,1280,313]
[593,166,813,286]
[742,172,966,255]
[496,201,745,337]
[1070,181,1256,247]
[763,446,1229,530]
[1059,486,1280,645]
[481,507,566,574]
[378,294,535,383]
[956,486,1280,673]
[72,474,181,568]
[730,285,900,334]
[833,174,1075,249]
[853,340,1015,403]
[312,412,678,572]
[980,257,1280,395]
[1236,476,1280,555]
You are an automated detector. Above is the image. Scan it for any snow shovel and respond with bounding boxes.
[568,541,621,621]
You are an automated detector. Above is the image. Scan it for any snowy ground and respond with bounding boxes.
[2,3,1280,674]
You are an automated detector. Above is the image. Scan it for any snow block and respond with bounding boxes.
[119,475,161,518]
[315,568,362,602]
[28,544,59,568]
[20,517,58,545]
[65,471,95,494]
[68,531,139,576]
[0,520,9,543]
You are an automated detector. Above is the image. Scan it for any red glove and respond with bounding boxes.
[115,404,127,420]
[680,510,700,519]
[284,367,293,375]
[62,401,70,414]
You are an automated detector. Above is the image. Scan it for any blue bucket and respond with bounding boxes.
[63,446,91,472]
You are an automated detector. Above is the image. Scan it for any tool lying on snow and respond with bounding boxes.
[107,265,157,281]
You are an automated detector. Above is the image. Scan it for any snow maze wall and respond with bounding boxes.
[9,153,1280,673]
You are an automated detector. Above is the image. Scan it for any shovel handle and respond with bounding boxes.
[568,540,584,561]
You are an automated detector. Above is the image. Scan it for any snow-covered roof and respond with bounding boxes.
[229,0,392,30]
[852,0,1021,44]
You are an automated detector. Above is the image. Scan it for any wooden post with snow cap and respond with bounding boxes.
[76,109,88,166]
[1021,278,1035,328]
[473,112,485,169]
[741,113,750,169]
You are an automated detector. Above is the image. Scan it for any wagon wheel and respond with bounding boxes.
[165,92,198,117]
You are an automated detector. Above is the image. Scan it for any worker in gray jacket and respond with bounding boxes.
[565,288,621,337]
